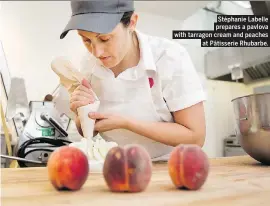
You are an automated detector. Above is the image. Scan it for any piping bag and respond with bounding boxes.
[51,57,117,162]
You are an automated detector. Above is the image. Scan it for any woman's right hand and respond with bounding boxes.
[70,79,95,115]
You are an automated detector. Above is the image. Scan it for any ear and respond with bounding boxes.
[129,13,138,31]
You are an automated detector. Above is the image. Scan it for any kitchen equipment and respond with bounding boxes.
[224,135,247,157]
[205,47,270,84]
[250,1,270,15]
[204,1,270,84]
[1,42,20,145]
[2,156,270,206]
[20,101,69,139]
[0,102,17,168]
[6,77,29,122]
[0,154,44,165]
[1,133,7,168]
[232,92,270,165]
[16,101,71,167]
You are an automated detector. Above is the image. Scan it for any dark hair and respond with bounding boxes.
[120,11,134,27]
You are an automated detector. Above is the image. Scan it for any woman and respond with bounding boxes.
[60,0,206,160]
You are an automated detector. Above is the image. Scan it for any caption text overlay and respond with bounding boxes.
[172,15,269,47]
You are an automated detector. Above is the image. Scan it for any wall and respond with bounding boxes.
[135,1,211,21]
[248,79,270,92]
[0,1,87,102]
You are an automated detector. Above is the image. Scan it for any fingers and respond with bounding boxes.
[69,81,95,114]
[70,90,94,102]
[70,101,90,114]
[94,119,106,132]
[70,96,93,114]
[88,112,108,120]
[94,121,102,131]
[82,78,91,89]
[74,84,92,94]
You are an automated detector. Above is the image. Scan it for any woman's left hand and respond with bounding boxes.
[88,112,130,132]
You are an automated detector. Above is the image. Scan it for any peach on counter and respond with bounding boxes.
[168,144,209,190]
[103,144,152,193]
[47,146,89,191]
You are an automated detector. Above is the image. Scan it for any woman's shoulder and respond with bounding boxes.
[142,33,189,71]
[146,33,187,57]
[144,33,193,78]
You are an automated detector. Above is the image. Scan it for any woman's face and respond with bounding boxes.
[78,15,137,68]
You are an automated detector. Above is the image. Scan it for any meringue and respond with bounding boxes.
[69,134,118,162]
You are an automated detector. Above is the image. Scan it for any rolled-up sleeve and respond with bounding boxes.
[157,44,206,112]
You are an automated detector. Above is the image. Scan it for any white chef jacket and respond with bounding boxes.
[56,30,206,160]
[79,30,206,117]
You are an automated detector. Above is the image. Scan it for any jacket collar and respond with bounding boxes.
[135,30,156,72]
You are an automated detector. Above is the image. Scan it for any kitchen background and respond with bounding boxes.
[1,1,270,163]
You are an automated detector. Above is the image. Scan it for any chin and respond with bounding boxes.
[101,59,118,69]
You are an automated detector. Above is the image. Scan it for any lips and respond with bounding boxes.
[100,56,110,61]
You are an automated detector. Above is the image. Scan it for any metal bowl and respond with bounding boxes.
[232,93,270,165]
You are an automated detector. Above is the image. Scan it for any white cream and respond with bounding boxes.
[69,134,118,162]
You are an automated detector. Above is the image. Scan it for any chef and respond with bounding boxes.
[59,0,206,161]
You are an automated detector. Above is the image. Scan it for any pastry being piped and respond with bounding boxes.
[51,57,118,171]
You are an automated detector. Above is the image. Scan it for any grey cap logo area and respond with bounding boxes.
[71,0,134,15]
[60,0,134,39]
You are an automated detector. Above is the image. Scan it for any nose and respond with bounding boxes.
[92,44,104,58]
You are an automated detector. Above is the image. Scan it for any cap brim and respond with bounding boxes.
[60,12,124,39]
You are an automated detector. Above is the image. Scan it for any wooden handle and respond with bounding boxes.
[0,101,18,168]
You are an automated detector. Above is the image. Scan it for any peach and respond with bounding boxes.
[103,144,152,193]
[168,144,209,190]
[47,146,89,191]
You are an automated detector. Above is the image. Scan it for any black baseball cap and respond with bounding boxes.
[60,0,134,39]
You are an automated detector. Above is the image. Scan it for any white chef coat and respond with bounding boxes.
[57,30,206,161]
[80,30,206,113]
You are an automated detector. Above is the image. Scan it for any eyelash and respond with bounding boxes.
[101,38,110,42]
[84,39,91,44]
[83,37,110,44]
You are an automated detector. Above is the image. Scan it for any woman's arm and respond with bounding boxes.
[88,102,206,147]
[126,102,206,147]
